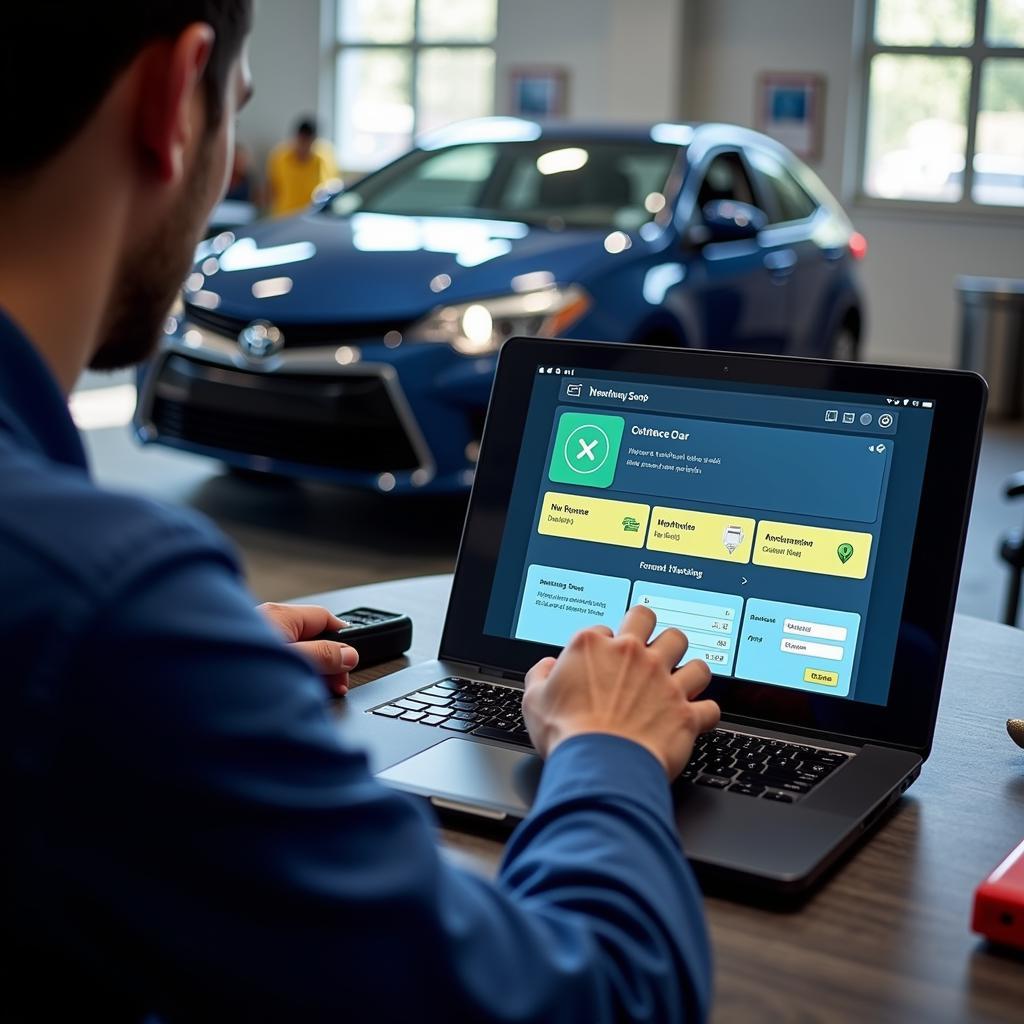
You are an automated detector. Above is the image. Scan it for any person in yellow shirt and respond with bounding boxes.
[265,117,338,217]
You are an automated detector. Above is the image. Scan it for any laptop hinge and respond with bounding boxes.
[451,662,525,683]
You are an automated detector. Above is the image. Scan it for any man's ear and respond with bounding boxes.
[135,23,215,184]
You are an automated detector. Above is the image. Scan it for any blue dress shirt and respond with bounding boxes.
[2,309,711,1022]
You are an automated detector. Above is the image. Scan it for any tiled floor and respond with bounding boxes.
[78,373,1023,622]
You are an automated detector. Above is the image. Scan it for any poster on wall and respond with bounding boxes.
[755,72,825,161]
[508,67,568,118]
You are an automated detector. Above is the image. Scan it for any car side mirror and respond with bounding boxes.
[690,200,767,245]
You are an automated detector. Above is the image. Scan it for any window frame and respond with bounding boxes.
[330,0,498,173]
[856,0,1024,218]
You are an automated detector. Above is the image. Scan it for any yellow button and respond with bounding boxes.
[647,506,755,563]
[753,520,872,579]
[538,491,650,548]
[803,668,839,687]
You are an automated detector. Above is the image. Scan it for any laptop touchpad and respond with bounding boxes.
[378,738,541,817]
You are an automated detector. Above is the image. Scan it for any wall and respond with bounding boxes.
[236,0,323,180]
[683,0,1024,367]
[494,0,684,122]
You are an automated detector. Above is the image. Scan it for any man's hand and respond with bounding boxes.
[259,603,358,696]
[522,606,720,779]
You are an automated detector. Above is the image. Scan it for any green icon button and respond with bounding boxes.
[837,542,855,564]
[548,411,625,490]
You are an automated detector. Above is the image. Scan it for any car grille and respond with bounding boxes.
[148,353,421,471]
[184,305,416,347]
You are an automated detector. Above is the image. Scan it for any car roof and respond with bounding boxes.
[414,117,792,156]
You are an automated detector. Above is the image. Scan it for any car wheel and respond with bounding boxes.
[830,324,859,361]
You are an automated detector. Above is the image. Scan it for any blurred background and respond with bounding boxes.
[76,0,1024,624]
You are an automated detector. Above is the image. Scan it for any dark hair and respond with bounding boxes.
[296,117,317,138]
[0,1,252,179]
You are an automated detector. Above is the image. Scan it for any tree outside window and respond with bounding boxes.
[335,0,497,174]
[862,0,1024,209]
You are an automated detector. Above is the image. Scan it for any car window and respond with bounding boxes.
[746,149,818,224]
[331,140,680,229]
[696,151,757,212]
[345,143,499,215]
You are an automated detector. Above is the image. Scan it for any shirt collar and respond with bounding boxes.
[0,308,88,471]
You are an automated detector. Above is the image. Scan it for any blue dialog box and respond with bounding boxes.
[734,598,860,697]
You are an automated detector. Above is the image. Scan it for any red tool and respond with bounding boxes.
[972,838,1024,952]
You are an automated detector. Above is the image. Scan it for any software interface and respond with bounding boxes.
[483,366,936,706]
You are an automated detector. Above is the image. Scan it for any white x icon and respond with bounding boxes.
[576,438,599,461]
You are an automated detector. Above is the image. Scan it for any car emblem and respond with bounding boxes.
[238,320,284,358]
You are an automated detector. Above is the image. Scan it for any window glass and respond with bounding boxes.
[355,144,498,213]
[696,152,757,211]
[746,149,818,222]
[986,0,1024,45]
[338,0,414,42]
[418,0,497,42]
[974,58,1024,206]
[874,0,974,46]
[333,141,678,229]
[335,48,414,172]
[416,48,496,134]
[864,53,971,201]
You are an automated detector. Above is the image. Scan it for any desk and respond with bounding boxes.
[303,574,1024,1023]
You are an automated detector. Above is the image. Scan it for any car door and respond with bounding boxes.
[744,146,828,355]
[678,148,789,352]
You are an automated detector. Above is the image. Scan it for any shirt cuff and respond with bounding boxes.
[532,733,676,830]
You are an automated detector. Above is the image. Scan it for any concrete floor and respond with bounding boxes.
[78,375,1024,621]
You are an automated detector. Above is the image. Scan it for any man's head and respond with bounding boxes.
[294,117,318,159]
[0,3,253,372]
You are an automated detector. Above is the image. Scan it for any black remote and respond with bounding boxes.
[315,607,413,669]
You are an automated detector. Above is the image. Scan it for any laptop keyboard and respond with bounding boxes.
[369,678,852,802]
[369,677,532,746]
[683,729,851,802]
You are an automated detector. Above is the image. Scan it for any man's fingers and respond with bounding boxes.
[618,604,657,642]
[293,638,359,675]
[675,658,713,698]
[649,626,688,669]
[687,698,721,735]
[524,656,557,690]
[260,603,346,642]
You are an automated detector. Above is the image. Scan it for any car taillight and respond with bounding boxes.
[848,231,868,261]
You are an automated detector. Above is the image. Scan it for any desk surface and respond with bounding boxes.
[304,574,1024,1023]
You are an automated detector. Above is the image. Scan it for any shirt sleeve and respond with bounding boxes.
[48,537,711,1022]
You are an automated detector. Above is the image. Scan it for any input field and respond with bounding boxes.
[646,608,734,633]
[779,637,844,661]
[783,618,848,642]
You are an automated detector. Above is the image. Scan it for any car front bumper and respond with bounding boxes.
[133,323,496,493]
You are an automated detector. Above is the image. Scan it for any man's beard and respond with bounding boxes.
[90,149,214,371]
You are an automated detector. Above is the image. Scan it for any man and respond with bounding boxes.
[2,4,720,1020]
[265,116,339,216]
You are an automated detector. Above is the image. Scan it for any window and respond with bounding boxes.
[334,0,497,174]
[861,0,1024,208]
[696,152,757,211]
[746,149,819,223]
[328,140,680,230]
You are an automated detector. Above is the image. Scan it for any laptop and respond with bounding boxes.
[338,337,986,894]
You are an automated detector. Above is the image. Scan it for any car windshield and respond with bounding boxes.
[327,140,681,230]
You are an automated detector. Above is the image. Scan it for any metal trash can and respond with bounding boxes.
[957,275,1024,420]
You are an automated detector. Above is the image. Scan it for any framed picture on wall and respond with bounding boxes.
[508,67,568,118]
[755,72,825,161]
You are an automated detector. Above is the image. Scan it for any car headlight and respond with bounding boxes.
[412,285,592,355]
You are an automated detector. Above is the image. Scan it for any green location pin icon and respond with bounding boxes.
[837,542,854,564]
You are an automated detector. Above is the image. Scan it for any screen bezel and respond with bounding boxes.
[440,337,987,756]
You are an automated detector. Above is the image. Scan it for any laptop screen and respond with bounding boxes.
[481,363,936,707]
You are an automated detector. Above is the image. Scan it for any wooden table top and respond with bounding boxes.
[303,573,1024,1023]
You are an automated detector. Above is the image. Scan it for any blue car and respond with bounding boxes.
[135,118,866,493]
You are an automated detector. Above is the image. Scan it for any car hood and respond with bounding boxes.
[193,211,629,324]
